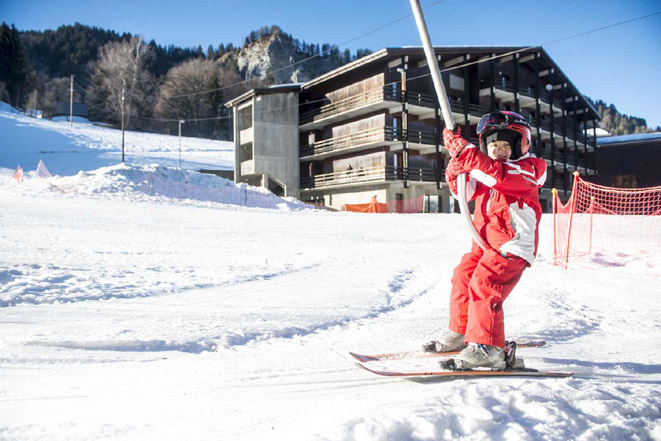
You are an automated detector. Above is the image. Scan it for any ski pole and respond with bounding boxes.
[409,0,488,251]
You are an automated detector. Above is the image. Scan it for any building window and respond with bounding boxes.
[239,142,253,163]
[610,175,638,188]
[238,104,253,131]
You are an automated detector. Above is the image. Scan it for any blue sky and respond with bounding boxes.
[2,0,660,127]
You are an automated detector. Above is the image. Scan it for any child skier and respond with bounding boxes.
[424,111,547,370]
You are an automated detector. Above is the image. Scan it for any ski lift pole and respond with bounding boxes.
[409,0,488,251]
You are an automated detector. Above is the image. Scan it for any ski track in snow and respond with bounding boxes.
[1,109,660,441]
[0,261,324,307]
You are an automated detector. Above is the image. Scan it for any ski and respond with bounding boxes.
[349,340,546,363]
[356,362,574,379]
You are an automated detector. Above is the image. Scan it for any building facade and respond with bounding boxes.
[596,133,661,188]
[226,47,601,212]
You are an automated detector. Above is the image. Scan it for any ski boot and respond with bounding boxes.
[449,342,506,370]
[440,341,525,371]
[422,330,465,353]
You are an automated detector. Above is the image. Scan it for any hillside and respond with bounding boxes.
[0,102,234,174]
[1,23,371,137]
[587,98,660,135]
[19,24,365,85]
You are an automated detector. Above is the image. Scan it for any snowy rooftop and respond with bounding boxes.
[597,132,661,145]
[226,83,302,107]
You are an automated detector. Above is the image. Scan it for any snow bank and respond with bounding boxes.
[0,101,20,113]
[2,161,310,213]
[51,115,91,123]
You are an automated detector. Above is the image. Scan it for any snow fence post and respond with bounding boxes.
[14,165,23,183]
[563,171,581,269]
[588,195,595,255]
[552,187,557,265]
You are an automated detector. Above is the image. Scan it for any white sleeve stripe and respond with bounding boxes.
[466,177,477,200]
[469,169,497,187]
[504,162,536,178]
[537,169,547,186]
[507,170,538,185]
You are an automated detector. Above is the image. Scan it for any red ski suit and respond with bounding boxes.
[446,145,547,348]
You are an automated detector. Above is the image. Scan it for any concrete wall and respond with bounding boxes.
[233,100,252,184]
[253,92,300,198]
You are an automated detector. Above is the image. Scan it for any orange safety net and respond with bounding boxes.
[553,173,661,268]
[344,196,389,213]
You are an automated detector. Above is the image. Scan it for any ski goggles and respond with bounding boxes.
[477,112,527,135]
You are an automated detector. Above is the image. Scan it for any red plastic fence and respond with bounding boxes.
[344,195,426,214]
[553,172,661,268]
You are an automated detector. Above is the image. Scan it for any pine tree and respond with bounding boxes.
[0,23,28,107]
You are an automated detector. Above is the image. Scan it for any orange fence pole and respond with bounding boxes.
[552,188,558,264]
[563,171,581,269]
[588,195,595,255]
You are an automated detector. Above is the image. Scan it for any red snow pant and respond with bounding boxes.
[448,245,528,348]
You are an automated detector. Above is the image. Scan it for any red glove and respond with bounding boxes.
[444,157,465,183]
[443,127,475,158]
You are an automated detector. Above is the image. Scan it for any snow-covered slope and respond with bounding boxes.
[1,106,660,441]
[0,107,234,175]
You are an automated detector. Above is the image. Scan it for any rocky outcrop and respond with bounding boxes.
[224,31,346,85]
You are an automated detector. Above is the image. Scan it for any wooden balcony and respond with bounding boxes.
[300,165,440,190]
[479,78,563,116]
[300,126,436,160]
[301,86,493,130]
[543,174,568,192]
[300,86,402,130]
[529,116,594,151]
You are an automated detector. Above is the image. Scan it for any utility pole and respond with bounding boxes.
[69,75,74,126]
[121,87,126,163]
[178,120,185,169]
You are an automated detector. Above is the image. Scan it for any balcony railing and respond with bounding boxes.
[543,174,568,191]
[480,78,564,112]
[300,126,436,158]
[403,90,436,108]
[302,85,495,127]
[301,165,440,189]
[300,85,402,125]
[528,118,598,148]
[537,149,590,170]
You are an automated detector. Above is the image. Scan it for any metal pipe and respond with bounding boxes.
[409,0,454,130]
[409,0,488,251]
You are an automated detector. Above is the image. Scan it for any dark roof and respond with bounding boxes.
[597,132,661,146]
[225,83,302,107]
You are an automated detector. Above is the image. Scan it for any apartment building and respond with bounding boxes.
[226,47,601,212]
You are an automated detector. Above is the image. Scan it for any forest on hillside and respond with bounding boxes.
[0,23,371,139]
[587,98,657,135]
[0,22,657,139]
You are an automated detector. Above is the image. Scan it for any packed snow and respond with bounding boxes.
[1,108,660,441]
